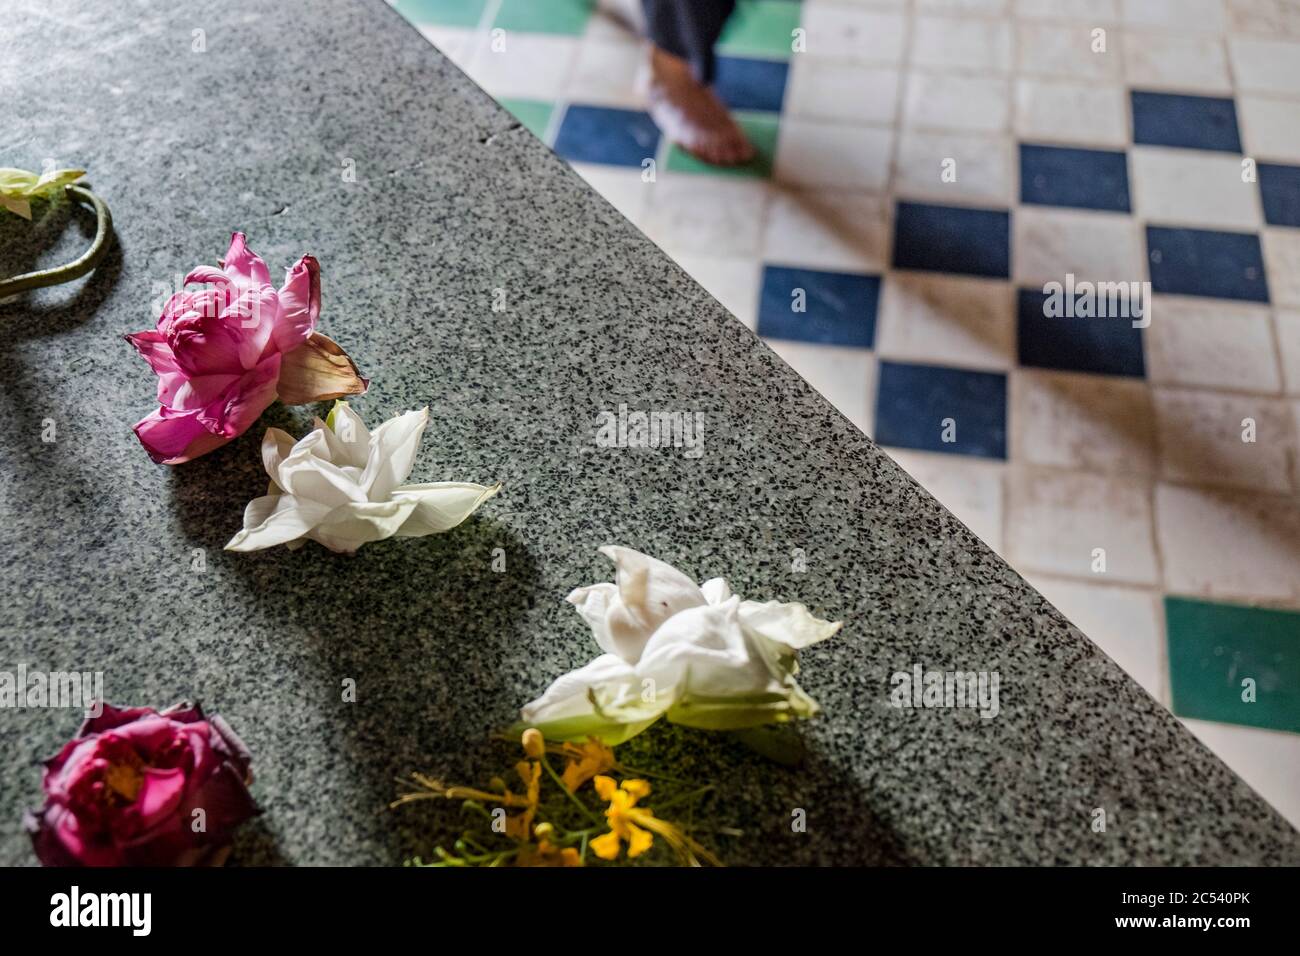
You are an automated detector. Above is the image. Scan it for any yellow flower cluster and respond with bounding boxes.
[393,730,722,867]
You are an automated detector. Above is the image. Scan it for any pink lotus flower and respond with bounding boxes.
[126,232,367,464]
[25,702,259,867]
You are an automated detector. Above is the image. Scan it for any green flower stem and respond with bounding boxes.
[0,185,113,299]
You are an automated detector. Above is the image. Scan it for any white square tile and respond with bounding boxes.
[667,253,761,329]
[1239,95,1300,162]
[1011,369,1157,475]
[785,60,900,125]
[762,190,891,273]
[911,16,1014,73]
[1026,575,1165,702]
[1016,22,1122,79]
[774,120,893,190]
[1120,0,1228,32]
[641,177,770,257]
[1228,36,1300,94]
[1276,310,1300,395]
[1154,388,1297,493]
[1263,228,1300,308]
[1006,467,1159,584]
[1146,296,1280,393]
[566,35,642,107]
[1122,32,1231,93]
[1156,483,1300,601]
[1181,719,1300,833]
[893,130,1015,205]
[1129,147,1262,231]
[885,448,1006,552]
[1014,79,1129,147]
[904,72,1011,132]
[800,5,908,63]
[875,274,1016,370]
[466,33,579,101]
[1013,206,1146,286]
[765,339,876,435]
[570,162,651,227]
[1014,0,1119,20]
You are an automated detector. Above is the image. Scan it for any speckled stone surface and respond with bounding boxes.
[1,0,1296,866]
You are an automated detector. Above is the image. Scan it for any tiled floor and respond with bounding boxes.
[394,0,1300,830]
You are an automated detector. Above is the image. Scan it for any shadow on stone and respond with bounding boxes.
[165,411,541,864]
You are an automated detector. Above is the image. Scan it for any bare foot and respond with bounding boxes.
[641,46,755,167]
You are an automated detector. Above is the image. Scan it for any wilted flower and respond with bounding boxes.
[25,702,258,867]
[225,401,500,554]
[125,232,367,464]
[521,547,841,744]
[0,166,84,219]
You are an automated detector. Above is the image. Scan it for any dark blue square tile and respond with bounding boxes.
[1020,143,1131,212]
[1146,226,1269,302]
[1131,91,1242,153]
[552,105,661,167]
[892,202,1011,278]
[875,362,1007,459]
[1259,162,1300,228]
[757,265,879,348]
[1017,288,1145,377]
[714,56,789,113]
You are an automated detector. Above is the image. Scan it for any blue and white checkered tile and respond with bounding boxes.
[393,0,1300,830]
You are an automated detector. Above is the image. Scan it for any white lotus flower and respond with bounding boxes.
[225,401,500,554]
[521,546,842,744]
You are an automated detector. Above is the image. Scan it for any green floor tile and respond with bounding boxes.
[392,0,487,28]
[718,0,802,59]
[663,113,779,178]
[1166,596,1300,734]
[493,0,594,35]
[499,98,555,140]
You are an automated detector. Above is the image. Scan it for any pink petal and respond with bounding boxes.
[221,284,279,369]
[133,407,208,463]
[166,310,245,377]
[125,331,192,408]
[274,255,319,354]
[128,768,187,828]
[170,373,241,411]
[221,232,271,289]
[132,407,228,465]
[183,265,233,288]
[195,354,280,440]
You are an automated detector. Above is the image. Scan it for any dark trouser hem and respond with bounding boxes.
[641,0,737,84]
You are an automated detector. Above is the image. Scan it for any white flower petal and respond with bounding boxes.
[520,654,665,744]
[321,401,370,468]
[565,583,628,660]
[305,499,420,554]
[360,408,429,500]
[391,481,501,536]
[700,576,732,604]
[598,545,705,634]
[738,600,842,650]
[260,428,297,482]
[224,494,333,552]
[275,429,369,509]
[638,598,777,699]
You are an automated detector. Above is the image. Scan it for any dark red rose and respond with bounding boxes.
[25,701,259,866]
